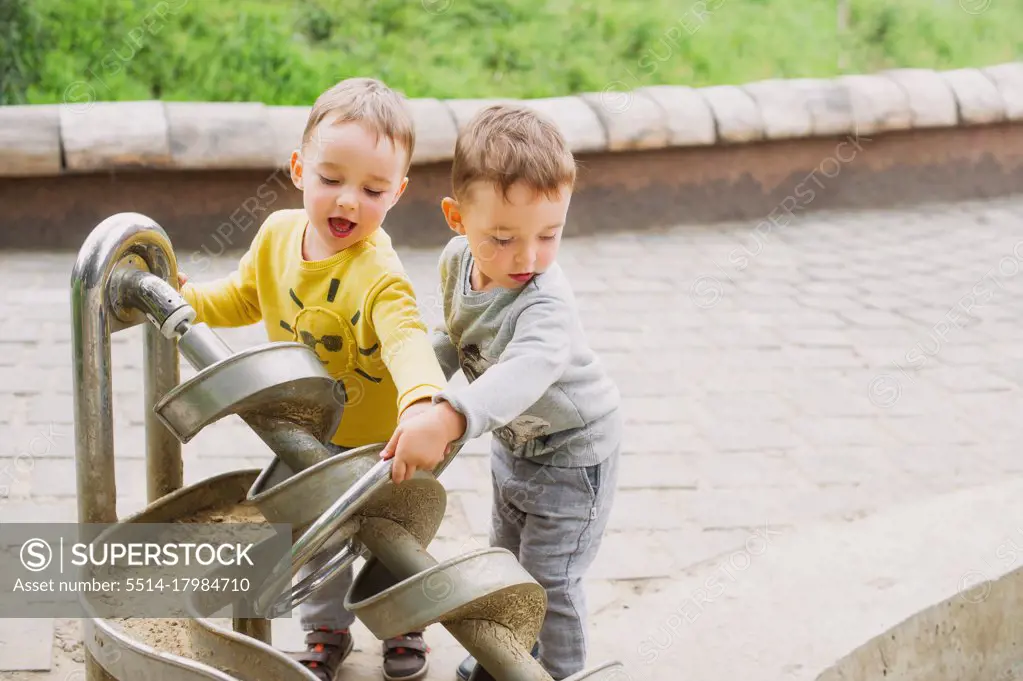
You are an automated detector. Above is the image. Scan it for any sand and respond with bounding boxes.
[114,616,196,658]
[105,501,270,660]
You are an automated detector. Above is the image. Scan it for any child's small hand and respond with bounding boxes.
[177,271,189,287]
[399,398,432,422]
[380,402,466,484]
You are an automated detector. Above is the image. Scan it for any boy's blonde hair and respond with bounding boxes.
[302,77,416,170]
[452,103,576,203]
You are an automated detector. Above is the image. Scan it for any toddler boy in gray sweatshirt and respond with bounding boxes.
[380,103,622,681]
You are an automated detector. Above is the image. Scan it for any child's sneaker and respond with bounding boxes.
[289,628,354,681]
[382,632,430,680]
[384,629,431,674]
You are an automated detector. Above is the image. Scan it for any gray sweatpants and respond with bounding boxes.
[296,546,357,631]
[295,445,425,635]
[296,443,357,631]
[489,412,621,680]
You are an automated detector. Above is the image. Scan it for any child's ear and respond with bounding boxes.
[391,177,409,206]
[289,150,304,190]
[441,197,465,235]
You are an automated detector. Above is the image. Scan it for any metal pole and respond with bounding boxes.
[139,237,183,503]
[101,231,186,501]
[83,649,120,681]
[71,213,185,681]
[232,617,271,645]
[71,223,125,526]
[145,324,183,502]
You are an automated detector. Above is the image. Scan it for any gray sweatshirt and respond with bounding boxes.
[430,236,621,467]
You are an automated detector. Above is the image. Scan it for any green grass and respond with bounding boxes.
[3,0,1021,106]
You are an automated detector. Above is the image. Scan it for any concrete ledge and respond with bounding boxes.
[839,73,914,135]
[0,105,61,177]
[5,118,1023,251]
[4,61,1023,251]
[790,78,856,136]
[580,89,669,151]
[164,102,278,169]
[983,62,1023,121]
[699,84,764,143]
[61,100,171,172]
[2,61,1019,177]
[639,86,716,146]
[592,476,1023,680]
[940,67,1007,125]
[407,97,460,163]
[523,96,608,154]
[741,80,813,140]
[881,68,959,129]
[265,105,308,168]
[441,96,608,154]
[818,569,1023,681]
[443,97,508,133]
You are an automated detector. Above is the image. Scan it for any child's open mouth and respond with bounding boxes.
[328,217,357,238]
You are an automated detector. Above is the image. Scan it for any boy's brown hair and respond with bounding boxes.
[301,77,416,170]
[452,103,576,203]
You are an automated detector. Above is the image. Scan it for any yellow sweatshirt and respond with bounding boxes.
[180,209,446,448]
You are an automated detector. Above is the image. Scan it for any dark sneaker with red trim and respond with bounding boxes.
[288,628,354,681]
[382,631,430,680]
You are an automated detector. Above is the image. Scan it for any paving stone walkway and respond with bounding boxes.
[3,194,1023,678]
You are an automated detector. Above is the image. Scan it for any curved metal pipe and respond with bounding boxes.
[70,212,183,525]
[109,266,189,330]
[110,268,238,369]
[71,213,185,681]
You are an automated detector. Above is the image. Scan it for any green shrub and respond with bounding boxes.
[6,0,1022,106]
[0,0,44,104]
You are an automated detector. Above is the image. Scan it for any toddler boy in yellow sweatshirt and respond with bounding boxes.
[179,77,443,681]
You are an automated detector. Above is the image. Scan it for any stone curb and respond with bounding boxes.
[0,61,1020,177]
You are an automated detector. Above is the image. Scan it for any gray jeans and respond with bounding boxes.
[489,412,621,680]
[296,443,357,631]
[296,546,358,631]
[295,445,424,635]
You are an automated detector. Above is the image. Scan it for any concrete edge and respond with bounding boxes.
[809,480,1023,681]
[601,476,1023,681]
[1,61,1020,177]
[815,566,1023,681]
